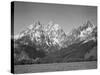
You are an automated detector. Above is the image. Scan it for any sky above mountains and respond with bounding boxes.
[14,2,97,35]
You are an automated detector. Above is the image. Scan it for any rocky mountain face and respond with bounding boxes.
[14,21,67,52]
[13,20,97,65]
[65,21,97,46]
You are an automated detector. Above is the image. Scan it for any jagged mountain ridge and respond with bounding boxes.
[14,21,67,52]
[13,20,97,64]
[65,21,97,46]
[14,20,97,52]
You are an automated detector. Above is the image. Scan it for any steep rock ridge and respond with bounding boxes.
[13,20,97,64]
[14,21,67,52]
[65,21,97,46]
[14,20,97,51]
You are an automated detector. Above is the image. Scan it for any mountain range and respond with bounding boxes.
[13,20,97,65]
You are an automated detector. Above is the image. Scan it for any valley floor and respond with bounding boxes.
[14,61,97,74]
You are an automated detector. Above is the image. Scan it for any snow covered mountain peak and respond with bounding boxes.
[14,21,67,51]
[14,20,97,52]
[65,20,97,45]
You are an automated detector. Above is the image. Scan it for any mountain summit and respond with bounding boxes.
[14,21,67,52]
[65,21,97,46]
[13,20,97,64]
[14,20,97,51]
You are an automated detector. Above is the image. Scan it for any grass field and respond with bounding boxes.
[14,61,97,74]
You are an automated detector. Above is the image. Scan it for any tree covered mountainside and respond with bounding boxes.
[13,20,97,65]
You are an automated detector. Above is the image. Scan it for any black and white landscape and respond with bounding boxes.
[11,1,97,74]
